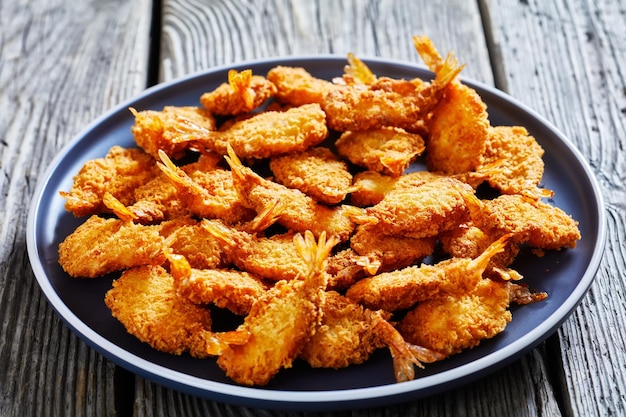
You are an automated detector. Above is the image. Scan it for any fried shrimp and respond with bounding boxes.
[346,234,511,312]
[352,177,483,239]
[157,150,256,224]
[58,216,165,278]
[478,125,551,198]
[201,219,309,282]
[216,231,338,386]
[322,52,463,132]
[200,69,277,116]
[167,252,268,316]
[104,265,219,357]
[266,66,337,106]
[130,106,217,159]
[300,291,444,382]
[481,194,581,250]
[413,36,490,174]
[397,278,545,358]
[269,147,354,205]
[60,146,159,217]
[335,127,426,177]
[225,145,357,241]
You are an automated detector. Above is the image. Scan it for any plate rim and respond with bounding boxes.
[26,54,607,411]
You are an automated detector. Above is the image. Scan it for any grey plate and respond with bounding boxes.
[27,56,606,411]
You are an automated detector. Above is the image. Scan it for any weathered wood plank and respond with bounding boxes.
[0,0,153,416]
[482,0,626,415]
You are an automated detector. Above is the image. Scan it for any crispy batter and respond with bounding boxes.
[266,66,337,106]
[335,127,425,177]
[300,291,444,381]
[216,232,337,386]
[269,147,353,205]
[200,69,277,116]
[60,146,159,217]
[397,278,513,357]
[346,235,510,311]
[58,216,165,278]
[481,194,581,249]
[353,177,483,239]
[225,145,357,241]
[168,252,268,316]
[104,265,215,357]
[478,125,549,198]
[130,106,217,159]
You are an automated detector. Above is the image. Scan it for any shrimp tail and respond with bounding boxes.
[469,233,513,274]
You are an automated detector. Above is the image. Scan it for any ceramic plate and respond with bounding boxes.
[27,57,606,411]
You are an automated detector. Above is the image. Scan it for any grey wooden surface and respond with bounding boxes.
[1,0,623,416]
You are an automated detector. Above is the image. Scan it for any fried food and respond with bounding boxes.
[345,234,510,312]
[58,36,582,387]
[130,106,217,159]
[266,66,337,106]
[200,69,277,116]
[104,265,216,357]
[225,145,357,241]
[60,146,159,217]
[352,177,483,239]
[58,215,165,278]
[269,147,353,205]
[168,252,268,316]
[481,194,581,250]
[335,127,425,177]
[478,125,550,198]
[300,291,444,382]
[398,278,546,358]
[322,52,462,132]
[216,232,337,386]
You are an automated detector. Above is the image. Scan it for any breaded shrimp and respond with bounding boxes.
[130,106,217,159]
[481,194,581,250]
[478,125,552,198]
[163,218,228,270]
[300,291,444,382]
[157,150,256,224]
[397,278,546,358]
[104,265,219,358]
[201,219,309,282]
[352,177,483,239]
[350,224,437,272]
[413,36,490,174]
[335,127,426,177]
[216,231,338,386]
[167,252,268,316]
[269,147,353,205]
[439,223,522,281]
[322,49,463,132]
[342,53,377,85]
[225,145,357,241]
[60,146,159,217]
[349,170,441,207]
[346,234,511,312]
[200,69,277,116]
[266,66,337,106]
[58,215,165,278]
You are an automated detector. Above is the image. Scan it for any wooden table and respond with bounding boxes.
[1,0,624,415]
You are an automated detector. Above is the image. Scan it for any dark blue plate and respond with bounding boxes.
[26,57,606,411]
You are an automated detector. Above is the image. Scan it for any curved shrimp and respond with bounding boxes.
[346,233,513,312]
[300,291,444,382]
[216,231,338,386]
[224,144,357,241]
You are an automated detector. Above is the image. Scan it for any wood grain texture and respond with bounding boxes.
[0,0,152,416]
[159,0,494,84]
[483,0,626,415]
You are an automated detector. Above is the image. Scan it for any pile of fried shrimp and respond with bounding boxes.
[58,36,581,387]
